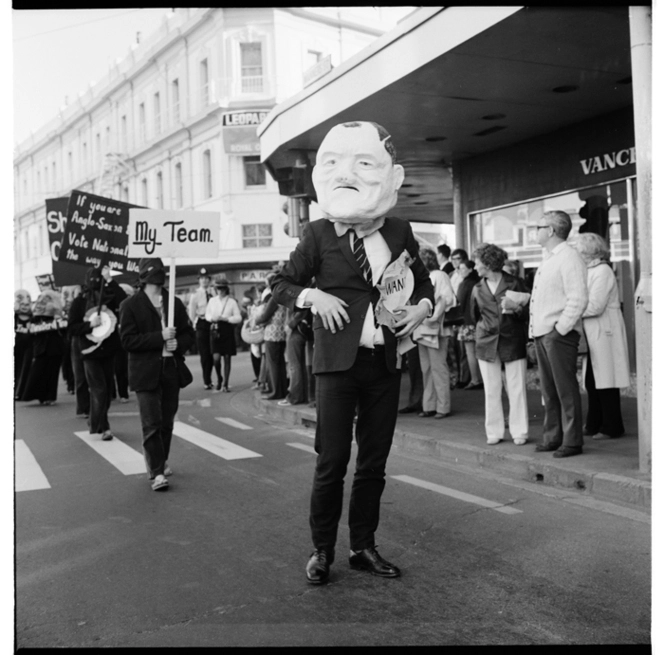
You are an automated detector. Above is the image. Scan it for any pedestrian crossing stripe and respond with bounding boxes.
[215,417,253,431]
[172,422,262,460]
[74,431,146,476]
[391,474,523,514]
[286,443,317,455]
[15,440,50,492]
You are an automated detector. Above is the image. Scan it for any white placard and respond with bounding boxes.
[127,209,219,259]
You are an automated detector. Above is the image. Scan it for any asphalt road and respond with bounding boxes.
[14,352,651,648]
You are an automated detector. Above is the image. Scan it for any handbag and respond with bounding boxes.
[241,319,265,345]
[175,357,194,388]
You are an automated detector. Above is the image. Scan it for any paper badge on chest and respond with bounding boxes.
[374,250,415,330]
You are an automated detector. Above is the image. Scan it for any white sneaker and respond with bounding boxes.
[486,438,503,445]
[151,474,169,491]
[514,439,528,446]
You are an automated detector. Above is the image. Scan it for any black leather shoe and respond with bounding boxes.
[535,443,560,452]
[553,446,583,458]
[349,547,401,578]
[306,549,333,585]
[398,405,421,414]
[418,410,436,418]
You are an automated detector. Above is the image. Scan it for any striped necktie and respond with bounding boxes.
[350,230,372,285]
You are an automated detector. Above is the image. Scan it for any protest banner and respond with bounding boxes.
[59,190,143,275]
[36,274,56,291]
[128,209,220,326]
[45,197,87,287]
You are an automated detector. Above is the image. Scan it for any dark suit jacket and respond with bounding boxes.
[471,272,529,363]
[119,288,195,392]
[271,217,434,374]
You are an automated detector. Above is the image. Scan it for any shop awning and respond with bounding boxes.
[258,5,633,224]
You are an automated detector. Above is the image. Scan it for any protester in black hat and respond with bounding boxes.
[187,267,215,390]
[205,275,242,392]
[68,265,126,438]
[119,258,195,491]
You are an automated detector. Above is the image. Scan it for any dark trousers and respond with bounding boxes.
[584,355,625,437]
[195,322,213,386]
[264,340,288,400]
[447,327,470,387]
[250,352,262,379]
[83,357,115,434]
[71,337,90,415]
[135,358,180,479]
[534,329,583,448]
[311,347,401,554]
[404,346,423,410]
[114,349,129,399]
[61,337,75,392]
[286,330,308,404]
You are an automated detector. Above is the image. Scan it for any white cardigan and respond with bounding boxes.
[581,261,630,389]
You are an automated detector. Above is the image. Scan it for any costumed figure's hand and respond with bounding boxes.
[307,289,350,334]
[162,327,176,341]
[392,303,430,339]
[165,338,177,352]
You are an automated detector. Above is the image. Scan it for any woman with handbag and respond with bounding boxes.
[413,248,456,419]
[455,259,483,390]
[205,275,242,392]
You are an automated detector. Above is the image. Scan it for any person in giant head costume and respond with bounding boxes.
[271,121,435,585]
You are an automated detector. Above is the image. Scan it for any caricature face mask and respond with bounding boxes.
[15,290,32,314]
[312,122,405,223]
[34,291,62,317]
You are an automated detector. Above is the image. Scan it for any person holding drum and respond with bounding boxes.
[68,264,127,441]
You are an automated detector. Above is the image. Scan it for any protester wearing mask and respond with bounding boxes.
[20,290,68,405]
[68,265,127,440]
[120,258,195,492]
[14,289,33,400]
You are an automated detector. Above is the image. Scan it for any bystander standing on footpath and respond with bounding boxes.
[529,210,588,458]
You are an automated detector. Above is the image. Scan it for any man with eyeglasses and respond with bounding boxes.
[524,210,588,458]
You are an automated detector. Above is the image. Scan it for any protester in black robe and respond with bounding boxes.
[14,289,33,400]
[20,290,68,405]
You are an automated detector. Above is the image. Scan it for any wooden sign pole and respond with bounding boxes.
[168,257,176,328]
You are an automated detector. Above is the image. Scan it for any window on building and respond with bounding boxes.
[22,231,29,261]
[36,170,41,193]
[139,103,146,142]
[38,224,44,256]
[203,150,212,198]
[200,58,209,107]
[121,115,128,152]
[141,178,148,206]
[105,126,111,151]
[240,42,263,93]
[123,186,129,203]
[96,132,101,157]
[174,162,183,208]
[171,78,180,123]
[243,156,266,187]
[242,223,272,248]
[156,171,164,209]
[44,166,48,191]
[68,151,73,182]
[52,162,56,190]
[305,49,322,69]
[154,92,161,135]
[82,142,87,171]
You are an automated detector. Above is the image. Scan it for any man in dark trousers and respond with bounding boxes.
[120,258,195,491]
[271,121,434,584]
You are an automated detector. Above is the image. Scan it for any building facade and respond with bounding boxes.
[14,6,411,300]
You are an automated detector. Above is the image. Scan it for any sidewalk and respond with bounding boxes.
[253,373,651,513]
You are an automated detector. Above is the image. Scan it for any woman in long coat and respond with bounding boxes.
[471,243,530,445]
[574,233,630,439]
[14,289,33,400]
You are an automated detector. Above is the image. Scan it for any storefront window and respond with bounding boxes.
[468,178,637,369]
[468,179,635,270]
